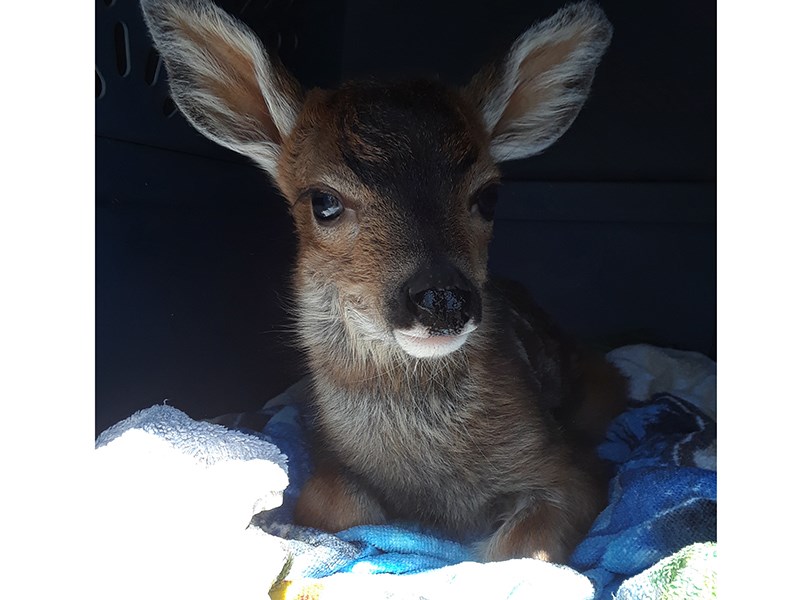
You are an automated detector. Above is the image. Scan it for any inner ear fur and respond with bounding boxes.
[465,1,612,163]
[140,0,303,176]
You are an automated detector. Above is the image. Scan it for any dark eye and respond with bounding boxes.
[311,191,344,222]
[471,185,499,221]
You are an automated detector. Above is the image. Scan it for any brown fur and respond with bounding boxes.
[293,460,387,531]
[141,0,624,563]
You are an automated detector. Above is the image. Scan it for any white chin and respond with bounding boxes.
[393,324,475,358]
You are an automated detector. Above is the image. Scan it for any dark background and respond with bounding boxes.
[96,0,715,435]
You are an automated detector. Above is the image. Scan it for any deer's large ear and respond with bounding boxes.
[464,1,612,163]
[140,0,302,177]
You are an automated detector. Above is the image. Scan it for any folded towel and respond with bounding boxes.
[96,402,289,472]
[93,404,292,599]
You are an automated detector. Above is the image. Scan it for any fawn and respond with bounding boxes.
[141,0,628,562]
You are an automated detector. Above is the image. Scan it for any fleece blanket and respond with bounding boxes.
[94,344,716,599]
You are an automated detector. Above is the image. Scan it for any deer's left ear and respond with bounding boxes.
[464,1,612,163]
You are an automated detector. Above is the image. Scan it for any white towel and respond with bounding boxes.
[92,404,291,599]
[608,344,717,420]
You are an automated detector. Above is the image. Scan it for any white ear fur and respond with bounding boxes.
[140,0,303,177]
[465,1,612,162]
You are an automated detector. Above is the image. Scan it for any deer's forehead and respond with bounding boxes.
[289,82,493,202]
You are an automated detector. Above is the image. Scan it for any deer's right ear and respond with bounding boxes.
[141,0,302,177]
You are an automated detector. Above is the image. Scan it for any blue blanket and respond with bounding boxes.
[571,393,716,598]
[239,379,716,598]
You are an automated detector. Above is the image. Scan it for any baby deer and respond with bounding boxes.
[141,0,628,563]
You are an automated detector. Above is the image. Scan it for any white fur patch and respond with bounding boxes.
[393,321,478,359]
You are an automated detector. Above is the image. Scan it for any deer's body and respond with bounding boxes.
[142,0,628,562]
[301,282,589,534]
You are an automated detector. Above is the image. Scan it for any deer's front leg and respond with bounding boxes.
[295,462,387,532]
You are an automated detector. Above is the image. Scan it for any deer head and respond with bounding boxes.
[141,0,611,365]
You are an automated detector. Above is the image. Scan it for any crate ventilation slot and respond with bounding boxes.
[163,97,178,118]
[96,68,106,99]
[114,22,130,77]
[144,48,162,86]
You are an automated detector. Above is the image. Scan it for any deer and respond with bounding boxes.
[140,0,629,563]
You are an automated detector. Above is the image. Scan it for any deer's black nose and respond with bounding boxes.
[404,263,479,334]
[409,288,472,333]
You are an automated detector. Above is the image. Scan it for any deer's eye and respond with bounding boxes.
[311,191,344,222]
[470,184,499,221]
